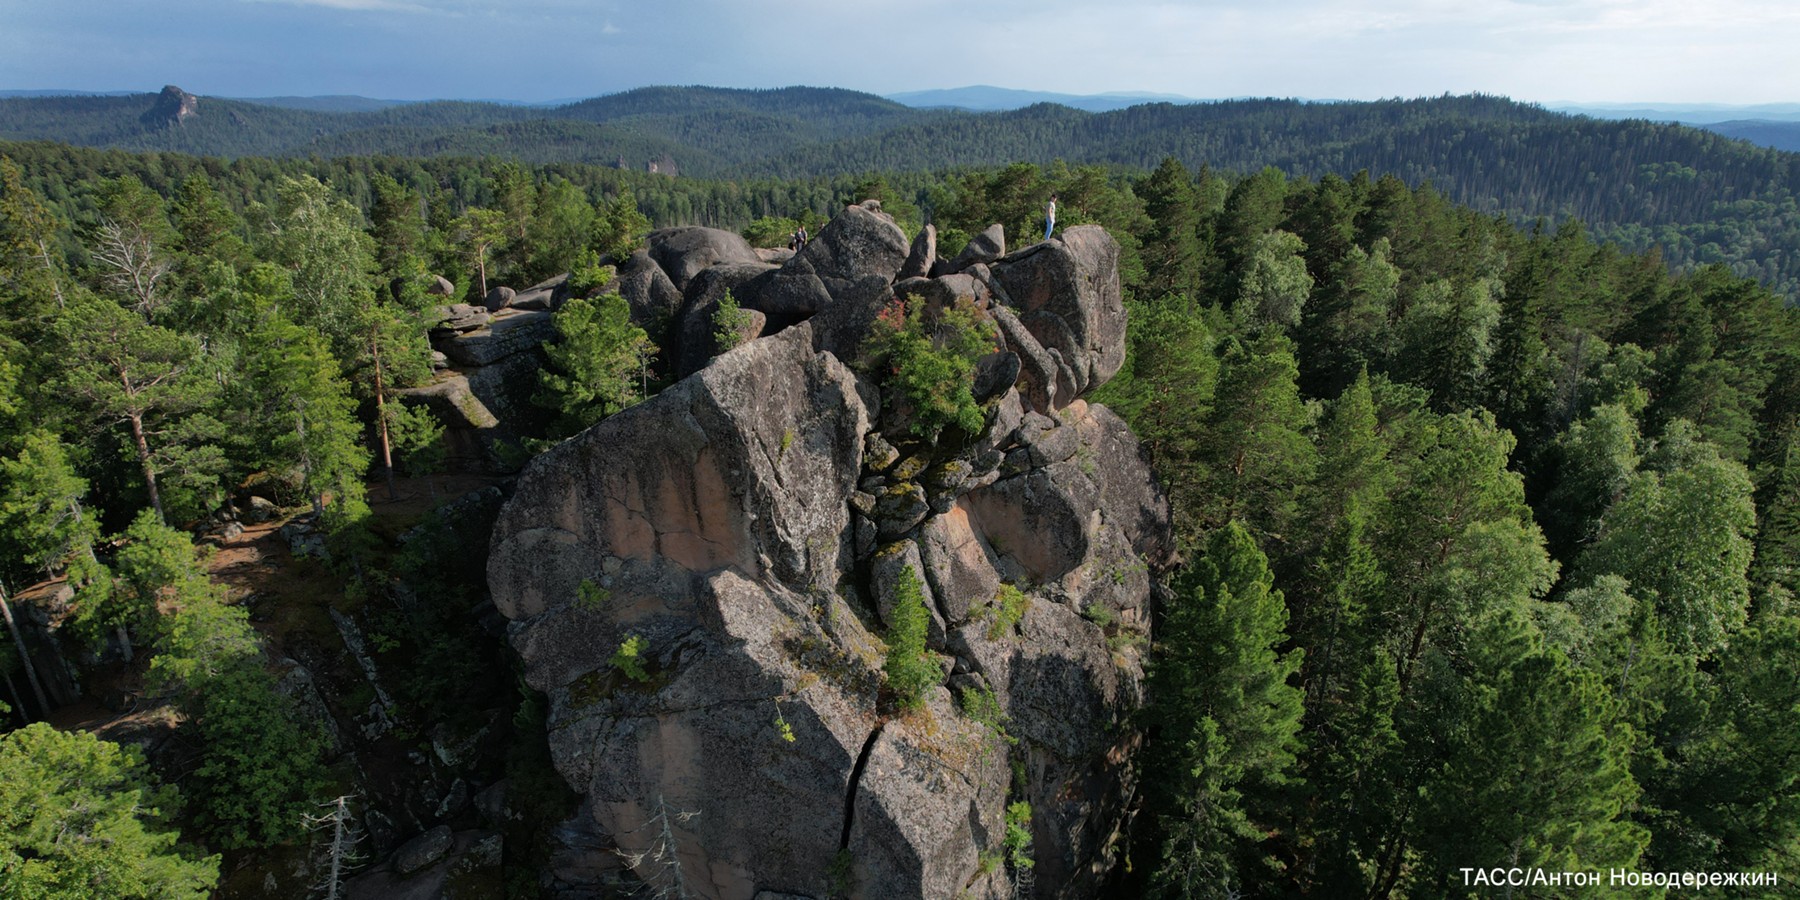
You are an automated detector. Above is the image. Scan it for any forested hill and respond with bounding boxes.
[3,86,1799,298]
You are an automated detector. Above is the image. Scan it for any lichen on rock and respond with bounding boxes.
[488,209,1170,899]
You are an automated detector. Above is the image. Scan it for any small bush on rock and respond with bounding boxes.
[883,567,937,711]
[862,296,996,442]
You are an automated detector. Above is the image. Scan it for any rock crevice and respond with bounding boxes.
[489,210,1170,899]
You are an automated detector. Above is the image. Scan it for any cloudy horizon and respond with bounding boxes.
[3,0,1795,105]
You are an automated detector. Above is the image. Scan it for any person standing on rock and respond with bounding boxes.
[796,224,808,250]
[1044,194,1057,241]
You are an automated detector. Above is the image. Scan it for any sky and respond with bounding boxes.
[2,0,1796,105]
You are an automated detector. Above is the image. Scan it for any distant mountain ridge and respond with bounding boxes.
[2,84,1798,298]
[885,85,1200,112]
[1551,102,1800,124]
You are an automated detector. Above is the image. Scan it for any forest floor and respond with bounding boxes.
[34,471,510,743]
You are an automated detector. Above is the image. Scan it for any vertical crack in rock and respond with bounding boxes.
[489,217,1174,898]
[840,723,886,850]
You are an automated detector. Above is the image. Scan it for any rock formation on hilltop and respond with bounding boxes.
[487,204,1173,899]
[141,85,198,127]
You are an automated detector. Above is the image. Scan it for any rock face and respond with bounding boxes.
[647,227,765,294]
[141,85,198,127]
[489,213,1169,899]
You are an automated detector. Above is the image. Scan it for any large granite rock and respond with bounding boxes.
[675,262,778,377]
[898,223,936,280]
[647,227,764,294]
[938,223,1006,275]
[989,226,1127,401]
[614,249,686,344]
[755,204,908,321]
[488,223,1169,900]
[433,308,556,368]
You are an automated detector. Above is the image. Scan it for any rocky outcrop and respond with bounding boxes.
[613,248,686,348]
[647,227,764,294]
[408,305,561,469]
[489,215,1167,899]
[141,85,198,127]
[752,203,909,322]
[990,226,1127,401]
[937,223,1006,276]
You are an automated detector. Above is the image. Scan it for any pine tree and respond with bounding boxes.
[0,431,100,580]
[88,175,178,321]
[1645,614,1800,873]
[242,314,371,517]
[0,155,67,316]
[1135,157,1204,304]
[1194,331,1316,545]
[53,292,224,522]
[1405,610,1648,894]
[1093,300,1218,533]
[1540,402,1642,560]
[592,185,651,262]
[1148,521,1304,899]
[149,577,326,849]
[535,292,656,437]
[0,723,220,897]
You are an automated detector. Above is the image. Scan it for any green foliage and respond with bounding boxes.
[53,290,225,521]
[1146,522,1304,898]
[957,684,1013,745]
[535,292,655,437]
[1575,421,1757,657]
[591,185,650,261]
[987,583,1028,641]
[242,312,371,513]
[1408,610,1648,890]
[742,215,801,249]
[149,579,326,849]
[0,430,98,579]
[576,578,610,611]
[386,400,446,477]
[610,634,651,683]
[861,296,995,442]
[882,566,936,712]
[114,508,203,601]
[1193,330,1315,543]
[711,290,754,353]
[524,177,596,282]
[0,723,219,897]
[452,206,508,298]
[773,702,796,744]
[1003,801,1035,872]
[827,848,855,897]
[1233,229,1313,332]
[1646,613,1800,872]
[565,246,614,298]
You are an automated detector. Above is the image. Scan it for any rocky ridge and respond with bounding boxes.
[487,205,1173,899]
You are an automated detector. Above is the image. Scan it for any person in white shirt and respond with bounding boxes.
[1044,194,1057,241]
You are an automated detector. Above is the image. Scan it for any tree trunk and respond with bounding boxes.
[372,332,398,501]
[0,583,52,719]
[297,400,324,517]
[127,410,165,522]
[114,623,134,663]
[34,237,65,307]
[1,667,24,724]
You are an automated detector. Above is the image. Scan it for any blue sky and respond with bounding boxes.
[3,0,1795,104]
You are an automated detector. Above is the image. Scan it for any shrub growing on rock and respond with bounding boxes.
[862,296,996,442]
[882,567,937,711]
